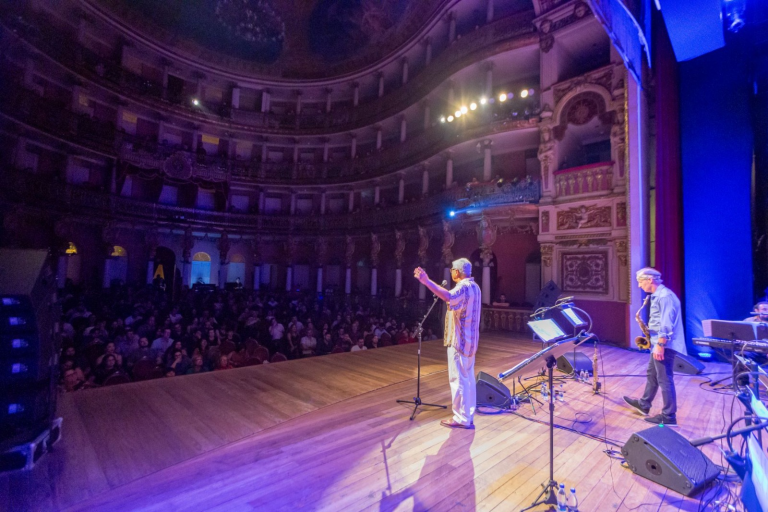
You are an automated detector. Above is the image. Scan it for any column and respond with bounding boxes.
[231,86,240,109]
[290,192,297,215]
[374,184,380,205]
[350,134,357,158]
[323,140,330,162]
[181,260,191,288]
[401,58,409,85]
[325,88,332,113]
[424,37,433,66]
[316,266,323,293]
[370,268,377,296]
[485,62,494,99]
[261,90,269,112]
[218,263,228,289]
[345,267,352,294]
[348,190,355,212]
[295,92,302,115]
[399,117,407,142]
[55,255,69,288]
[422,167,429,195]
[261,142,268,163]
[285,266,293,291]
[486,0,495,23]
[445,155,454,188]
[352,82,360,107]
[146,259,154,285]
[252,264,261,290]
[448,12,456,43]
[377,72,385,98]
[395,269,403,297]
[483,140,493,181]
[320,191,327,215]
[482,264,491,305]
[259,190,266,212]
[376,127,383,150]
[192,128,200,152]
[423,100,431,131]
[398,175,405,204]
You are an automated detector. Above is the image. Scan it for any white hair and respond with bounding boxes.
[636,267,663,283]
[451,258,472,277]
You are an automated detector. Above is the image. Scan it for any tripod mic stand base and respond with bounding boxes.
[520,480,559,511]
[396,397,447,421]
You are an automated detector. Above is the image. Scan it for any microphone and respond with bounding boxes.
[441,280,448,288]
[556,296,574,304]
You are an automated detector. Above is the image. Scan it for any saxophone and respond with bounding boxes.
[634,295,652,350]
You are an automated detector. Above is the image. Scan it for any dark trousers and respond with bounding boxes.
[639,348,677,418]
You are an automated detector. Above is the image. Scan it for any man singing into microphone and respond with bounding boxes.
[414,258,481,429]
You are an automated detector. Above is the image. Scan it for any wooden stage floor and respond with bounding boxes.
[1,334,744,511]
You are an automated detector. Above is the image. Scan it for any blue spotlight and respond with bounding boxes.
[449,210,456,217]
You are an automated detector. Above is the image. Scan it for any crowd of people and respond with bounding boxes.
[58,283,440,392]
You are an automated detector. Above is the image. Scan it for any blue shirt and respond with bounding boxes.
[647,284,687,355]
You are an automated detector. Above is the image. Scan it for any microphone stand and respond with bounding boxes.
[397,290,447,420]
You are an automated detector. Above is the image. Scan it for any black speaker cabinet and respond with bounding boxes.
[476,371,511,408]
[556,351,592,375]
[673,353,705,375]
[621,426,720,496]
[533,280,561,310]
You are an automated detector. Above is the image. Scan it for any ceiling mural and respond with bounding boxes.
[101,0,426,74]
[308,0,412,63]
[109,0,286,63]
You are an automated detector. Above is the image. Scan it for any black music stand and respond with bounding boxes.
[396,292,447,420]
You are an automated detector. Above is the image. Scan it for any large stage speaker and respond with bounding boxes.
[0,249,60,460]
[533,280,561,311]
[621,426,720,496]
[476,371,511,408]
[556,352,592,375]
[673,353,705,375]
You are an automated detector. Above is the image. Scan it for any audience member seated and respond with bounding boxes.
[492,294,510,307]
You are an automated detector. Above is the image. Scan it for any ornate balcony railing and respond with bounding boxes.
[1,168,540,234]
[553,161,614,198]
[1,5,536,136]
[480,307,532,333]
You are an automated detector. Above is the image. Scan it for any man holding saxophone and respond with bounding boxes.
[623,268,687,426]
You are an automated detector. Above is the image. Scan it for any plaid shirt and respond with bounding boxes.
[443,277,482,357]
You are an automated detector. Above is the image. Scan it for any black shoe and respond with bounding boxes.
[644,413,678,427]
[623,396,650,416]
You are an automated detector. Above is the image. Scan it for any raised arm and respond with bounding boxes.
[413,267,450,302]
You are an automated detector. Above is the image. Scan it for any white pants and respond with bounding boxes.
[447,346,476,425]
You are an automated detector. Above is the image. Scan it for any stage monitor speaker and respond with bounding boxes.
[621,426,720,496]
[476,371,511,408]
[533,280,561,311]
[673,353,705,375]
[556,352,592,375]
[0,249,59,454]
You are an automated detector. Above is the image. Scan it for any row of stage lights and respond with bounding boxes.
[440,89,535,123]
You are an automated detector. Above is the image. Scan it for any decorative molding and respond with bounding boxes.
[556,205,611,230]
[561,251,608,294]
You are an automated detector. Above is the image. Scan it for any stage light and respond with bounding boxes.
[447,115,454,122]
[498,93,507,102]
[449,210,456,217]
[470,102,477,110]
[455,110,462,118]
[460,106,468,114]
[192,98,200,106]
[440,116,446,123]
[480,97,487,105]
[520,89,528,98]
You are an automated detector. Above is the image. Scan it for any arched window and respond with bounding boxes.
[191,252,212,284]
[227,253,246,284]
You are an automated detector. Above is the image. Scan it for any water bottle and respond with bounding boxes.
[568,487,578,511]
[541,382,548,400]
[556,483,567,512]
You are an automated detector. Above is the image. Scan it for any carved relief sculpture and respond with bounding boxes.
[541,244,554,267]
[541,210,550,233]
[616,202,627,227]
[441,220,455,265]
[345,235,355,268]
[394,229,405,268]
[557,205,612,230]
[417,225,429,265]
[370,233,380,268]
[182,226,194,262]
[476,215,497,266]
